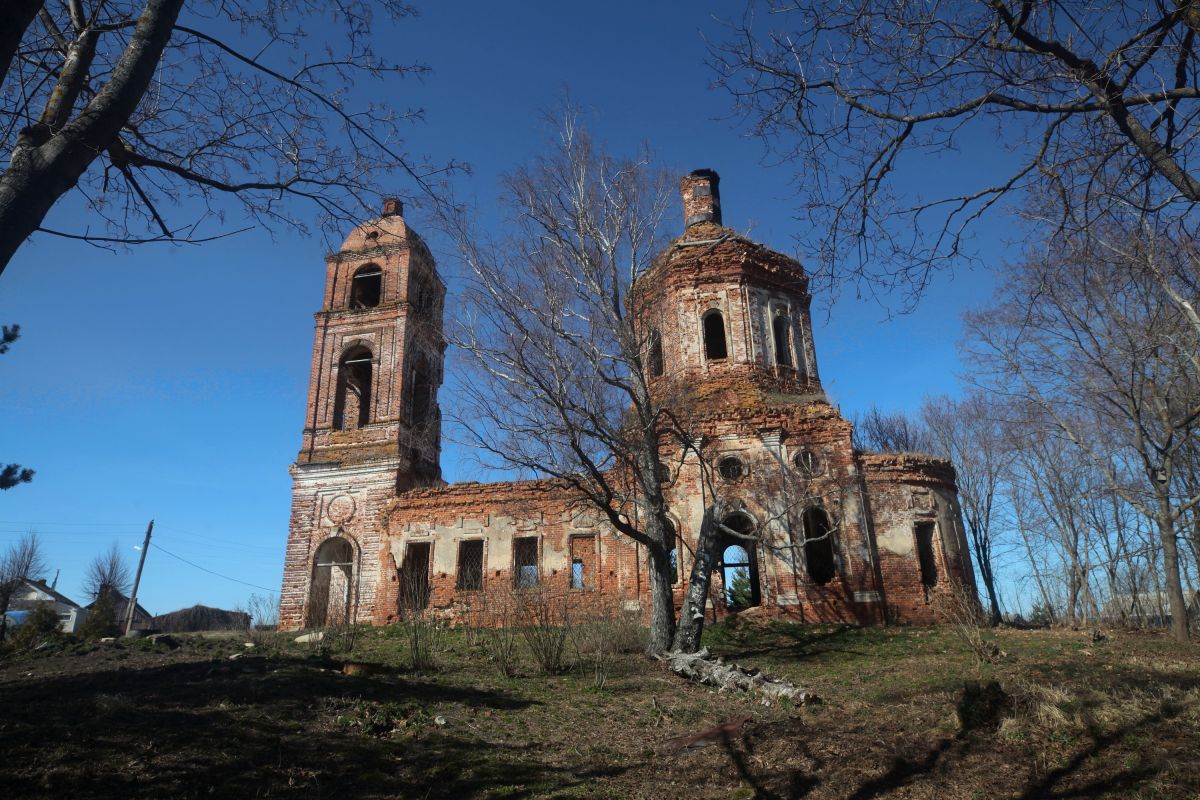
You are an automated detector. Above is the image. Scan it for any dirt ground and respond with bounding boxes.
[1,622,1197,799]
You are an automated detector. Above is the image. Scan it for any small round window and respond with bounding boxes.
[718,457,745,481]
[795,449,823,477]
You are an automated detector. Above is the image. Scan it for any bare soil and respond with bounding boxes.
[1,622,1197,798]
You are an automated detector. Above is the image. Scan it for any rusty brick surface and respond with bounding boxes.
[280,177,977,631]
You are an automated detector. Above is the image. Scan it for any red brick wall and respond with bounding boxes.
[281,178,978,632]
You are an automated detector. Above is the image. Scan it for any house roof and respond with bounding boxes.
[87,588,151,619]
[19,578,84,610]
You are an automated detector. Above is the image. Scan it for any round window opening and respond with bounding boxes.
[795,449,823,477]
[718,457,745,481]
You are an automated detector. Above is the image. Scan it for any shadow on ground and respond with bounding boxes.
[706,679,1187,800]
[0,653,603,799]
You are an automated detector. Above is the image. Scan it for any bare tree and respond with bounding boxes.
[83,541,131,601]
[966,223,1200,640]
[0,531,45,640]
[0,0,456,278]
[715,1,1200,302]
[446,109,682,652]
[921,392,1008,624]
[851,404,930,454]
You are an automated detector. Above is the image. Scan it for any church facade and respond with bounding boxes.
[278,172,976,631]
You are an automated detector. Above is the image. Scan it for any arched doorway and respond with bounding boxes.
[716,514,760,609]
[308,537,354,627]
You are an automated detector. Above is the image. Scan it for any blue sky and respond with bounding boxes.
[0,1,1007,617]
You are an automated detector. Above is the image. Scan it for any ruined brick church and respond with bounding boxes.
[279,171,976,631]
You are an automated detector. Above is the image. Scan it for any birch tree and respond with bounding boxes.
[446,112,683,652]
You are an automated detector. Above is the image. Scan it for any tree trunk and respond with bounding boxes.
[0,0,44,89]
[0,0,184,277]
[1157,495,1190,642]
[979,563,1003,626]
[645,540,676,654]
[671,504,722,653]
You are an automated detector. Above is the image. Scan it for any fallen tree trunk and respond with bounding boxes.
[663,647,819,706]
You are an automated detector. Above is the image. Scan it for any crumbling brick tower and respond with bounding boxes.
[279,200,445,629]
[631,170,977,624]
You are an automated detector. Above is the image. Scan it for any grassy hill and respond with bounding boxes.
[0,620,1196,798]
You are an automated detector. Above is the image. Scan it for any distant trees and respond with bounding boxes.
[715,1,1200,301]
[966,224,1200,641]
[852,404,930,454]
[83,542,131,601]
[0,532,45,640]
[1,0,453,278]
[921,393,1009,626]
[854,220,1199,639]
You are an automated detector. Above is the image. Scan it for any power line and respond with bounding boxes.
[0,520,140,527]
[150,543,278,593]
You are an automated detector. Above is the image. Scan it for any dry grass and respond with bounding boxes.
[0,621,1196,798]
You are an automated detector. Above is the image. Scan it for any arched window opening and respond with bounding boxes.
[915,522,939,587]
[795,449,823,478]
[349,266,382,309]
[409,355,433,427]
[400,542,431,610]
[717,514,760,608]
[773,315,793,367]
[703,311,728,360]
[332,347,373,431]
[802,507,837,586]
[718,456,745,481]
[308,538,354,627]
[648,329,664,377]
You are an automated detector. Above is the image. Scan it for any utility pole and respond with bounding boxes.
[125,520,153,635]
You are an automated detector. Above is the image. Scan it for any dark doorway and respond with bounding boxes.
[400,542,431,610]
[803,507,837,585]
[308,538,353,627]
[915,522,939,587]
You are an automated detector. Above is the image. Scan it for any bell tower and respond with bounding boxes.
[280,199,445,629]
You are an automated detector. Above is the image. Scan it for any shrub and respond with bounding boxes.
[475,593,521,677]
[571,606,644,689]
[79,594,119,640]
[10,603,64,652]
[515,586,571,675]
[397,579,442,671]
